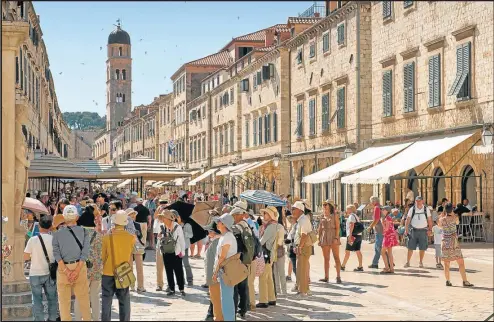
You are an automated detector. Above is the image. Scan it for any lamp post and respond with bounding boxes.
[273,154,281,167]
[482,126,493,146]
[343,147,353,159]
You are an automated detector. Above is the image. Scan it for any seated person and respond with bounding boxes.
[390,208,402,222]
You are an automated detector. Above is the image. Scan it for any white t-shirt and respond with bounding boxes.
[153,219,165,234]
[215,231,237,268]
[346,213,362,236]
[24,233,54,276]
[407,206,431,229]
[432,226,443,244]
[295,214,312,246]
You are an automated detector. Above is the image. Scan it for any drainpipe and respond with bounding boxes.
[288,48,294,198]
[355,2,361,203]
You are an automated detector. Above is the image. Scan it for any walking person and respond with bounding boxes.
[157,210,186,296]
[154,196,168,291]
[101,210,136,321]
[102,200,122,233]
[212,213,238,321]
[341,205,364,271]
[134,198,151,249]
[203,215,223,321]
[404,196,433,268]
[257,207,279,308]
[286,215,297,283]
[380,206,398,274]
[318,200,342,283]
[438,203,474,287]
[432,220,444,269]
[52,205,91,321]
[367,196,384,269]
[24,215,60,322]
[273,216,287,295]
[125,208,146,293]
[75,204,104,321]
[177,213,194,286]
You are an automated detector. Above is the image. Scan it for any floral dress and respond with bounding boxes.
[439,215,463,261]
[382,215,399,248]
[318,214,340,246]
[84,228,103,282]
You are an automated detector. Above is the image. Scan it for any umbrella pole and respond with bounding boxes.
[140,176,144,197]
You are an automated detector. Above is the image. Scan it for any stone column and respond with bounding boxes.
[2,20,29,284]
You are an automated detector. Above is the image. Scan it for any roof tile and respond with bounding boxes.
[287,17,322,25]
[188,50,233,66]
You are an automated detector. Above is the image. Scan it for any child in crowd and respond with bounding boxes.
[177,214,194,286]
[432,221,444,269]
[381,206,398,274]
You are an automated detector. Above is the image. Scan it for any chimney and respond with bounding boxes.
[265,29,275,47]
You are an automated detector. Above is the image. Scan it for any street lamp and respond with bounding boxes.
[343,147,353,159]
[200,164,205,174]
[482,125,493,146]
[273,154,281,167]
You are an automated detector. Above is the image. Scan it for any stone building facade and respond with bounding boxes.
[367,0,493,215]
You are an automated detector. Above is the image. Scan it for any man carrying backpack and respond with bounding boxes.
[404,196,433,268]
[230,204,254,318]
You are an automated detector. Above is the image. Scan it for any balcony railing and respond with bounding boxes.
[299,2,326,18]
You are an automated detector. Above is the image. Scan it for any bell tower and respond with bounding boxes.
[106,19,132,131]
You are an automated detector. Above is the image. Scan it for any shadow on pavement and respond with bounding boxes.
[450,285,494,291]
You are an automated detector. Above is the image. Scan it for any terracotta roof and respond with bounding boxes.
[287,17,322,25]
[221,24,288,50]
[188,50,233,66]
[256,45,277,52]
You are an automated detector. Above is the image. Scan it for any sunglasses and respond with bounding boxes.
[110,208,117,211]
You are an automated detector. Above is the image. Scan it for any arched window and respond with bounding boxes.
[407,169,419,200]
[119,47,122,56]
[115,69,120,80]
[300,165,305,199]
[122,69,126,80]
[461,165,476,206]
[432,167,446,208]
[271,179,276,193]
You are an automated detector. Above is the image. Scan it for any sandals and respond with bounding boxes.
[340,266,345,271]
[319,278,329,283]
[446,281,453,287]
[380,268,394,274]
[463,281,474,287]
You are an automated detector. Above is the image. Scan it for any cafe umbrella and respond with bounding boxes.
[239,190,286,207]
[165,201,206,244]
[190,200,221,226]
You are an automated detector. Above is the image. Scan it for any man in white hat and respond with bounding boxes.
[52,205,91,321]
[101,210,136,321]
[291,200,312,296]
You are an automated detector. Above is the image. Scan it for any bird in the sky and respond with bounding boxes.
[101,28,104,31]
[237,16,240,20]
[80,63,85,65]
[139,38,143,42]
[145,51,147,55]
[95,102,98,106]
[100,46,103,50]
[176,45,178,47]
[59,72,63,75]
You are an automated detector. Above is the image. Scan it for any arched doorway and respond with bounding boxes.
[461,165,477,206]
[432,167,446,208]
[271,179,276,193]
[408,169,419,199]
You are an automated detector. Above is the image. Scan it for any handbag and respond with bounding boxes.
[262,245,271,264]
[219,253,248,287]
[67,227,93,269]
[276,245,284,259]
[307,230,318,245]
[253,255,265,277]
[38,235,57,281]
[110,233,136,289]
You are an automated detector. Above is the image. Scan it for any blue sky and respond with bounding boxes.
[35,1,318,116]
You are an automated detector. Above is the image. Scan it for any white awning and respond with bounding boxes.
[188,168,219,186]
[302,142,412,184]
[341,132,474,185]
[232,160,271,176]
[145,180,156,186]
[117,179,132,188]
[152,181,165,187]
[217,163,255,176]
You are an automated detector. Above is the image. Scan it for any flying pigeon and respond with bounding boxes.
[139,38,143,42]
[81,63,85,65]
[100,46,103,50]
[59,72,63,75]
[145,51,147,55]
[101,28,104,31]
[237,16,240,20]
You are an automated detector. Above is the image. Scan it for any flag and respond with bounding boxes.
[168,139,176,155]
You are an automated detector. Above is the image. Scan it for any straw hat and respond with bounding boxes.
[157,209,177,221]
[112,210,128,226]
[260,206,279,222]
[52,214,65,229]
[217,213,234,231]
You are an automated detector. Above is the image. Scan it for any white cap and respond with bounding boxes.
[292,201,305,212]
[40,192,48,197]
[62,205,79,221]
[136,198,143,203]
[233,200,248,211]
[112,210,129,226]
[230,207,245,216]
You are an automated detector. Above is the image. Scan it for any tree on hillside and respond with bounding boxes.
[62,111,106,130]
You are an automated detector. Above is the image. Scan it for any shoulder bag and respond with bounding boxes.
[67,227,93,269]
[219,253,248,287]
[38,235,57,281]
[110,233,136,289]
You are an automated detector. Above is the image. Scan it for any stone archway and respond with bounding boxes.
[461,165,477,206]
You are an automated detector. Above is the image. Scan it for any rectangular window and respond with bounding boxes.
[15,57,19,84]
[428,54,441,108]
[273,112,278,142]
[404,1,413,8]
[321,93,330,131]
[256,71,262,85]
[189,142,193,162]
[241,78,249,92]
[258,117,263,145]
[219,130,223,154]
[253,119,257,146]
[337,87,345,129]
[448,42,471,100]
[262,65,270,80]
[230,88,234,104]
[230,125,234,152]
[297,49,303,64]
[322,33,330,53]
[309,41,316,58]
[309,98,316,135]
[296,103,303,137]
[224,127,228,153]
[403,62,415,112]
[202,137,206,159]
[245,120,250,148]
[253,74,257,90]
[382,70,393,117]
[215,131,218,155]
[337,24,345,45]
[383,1,392,19]
[215,97,218,112]
[264,114,270,144]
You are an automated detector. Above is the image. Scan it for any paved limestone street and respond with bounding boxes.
[109,240,494,321]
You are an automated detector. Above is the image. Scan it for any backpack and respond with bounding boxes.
[232,225,255,265]
[350,214,364,236]
[411,206,428,221]
[251,227,262,259]
[160,225,179,254]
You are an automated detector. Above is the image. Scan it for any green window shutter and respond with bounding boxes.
[459,42,471,99]
[257,71,262,85]
[253,75,257,90]
[322,94,329,131]
[404,1,413,8]
[337,25,344,44]
[253,119,257,146]
[429,54,441,107]
[409,62,415,112]
[309,99,314,135]
[245,120,250,148]
[337,88,345,128]
[323,33,329,52]
[230,88,234,104]
[383,70,392,116]
[258,116,263,144]
[273,112,278,142]
[448,45,464,96]
[428,57,434,108]
[383,1,391,18]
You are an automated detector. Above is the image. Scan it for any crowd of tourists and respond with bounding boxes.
[22,185,475,321]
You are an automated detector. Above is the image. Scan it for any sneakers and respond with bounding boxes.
[256,303,269,308]
[336,277,342,284]
[268,301,276,306]
[156,286,163,291]
[446,281,453,287]
[166,290,176,296]
[436,263,444,269]
[463,281,474,287]
[187,281,193,287]
[340,266,345,271]
[404,262,410,268]
[137,288,147,293]
[319,278,329,283]
[368,264,379,269]
[165,287,171,293]
[180,290,186,296]
[201,284,209,289]
[353,267,364,272]
[419,262,424,268]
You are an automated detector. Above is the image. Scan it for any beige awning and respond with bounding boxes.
[231,160,271,176]
[28,154,95,179]
[188,168,220,186]
[216,163,254,176]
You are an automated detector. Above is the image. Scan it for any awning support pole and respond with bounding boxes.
[444,138,481,176]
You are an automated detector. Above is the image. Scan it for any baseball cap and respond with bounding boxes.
[233,200,248,211]
[62,205,79,221]
[230,207,245,216]
[136,198,143,203]
[415,196,423,201]
[292,201,305,212]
